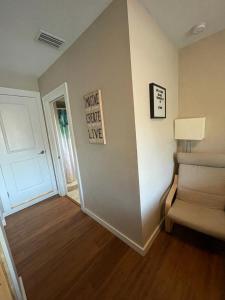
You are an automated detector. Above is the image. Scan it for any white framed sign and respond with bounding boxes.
[84,90,106,144]
[149,83,166,118]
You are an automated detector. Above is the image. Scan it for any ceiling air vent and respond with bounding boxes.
[36,30,65,49]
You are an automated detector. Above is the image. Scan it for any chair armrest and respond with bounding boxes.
[165,175,178,216]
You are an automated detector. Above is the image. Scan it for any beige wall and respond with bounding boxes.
[179,29,225,153]
[39,0,143,245]
[127,0,179,243]
[0,70,39,91]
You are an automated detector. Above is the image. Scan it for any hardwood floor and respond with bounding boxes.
[5,196,225,300]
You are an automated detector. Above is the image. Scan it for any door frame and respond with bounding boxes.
[42,83,84,209]
[0,87,58,216]
[0,222,26,300]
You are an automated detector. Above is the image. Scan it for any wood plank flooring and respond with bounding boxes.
[5,196,225,300]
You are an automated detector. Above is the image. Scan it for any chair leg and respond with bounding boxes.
[165,217,173,233]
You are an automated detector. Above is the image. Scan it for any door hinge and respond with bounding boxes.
[7,192,9,198]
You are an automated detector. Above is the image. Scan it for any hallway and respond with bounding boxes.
[5,196,225,300]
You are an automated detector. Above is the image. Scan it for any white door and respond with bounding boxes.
[0,89,57,215]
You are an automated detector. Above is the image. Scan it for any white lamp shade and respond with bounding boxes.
[175,118,205,140]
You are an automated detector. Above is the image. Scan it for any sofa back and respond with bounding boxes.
[177,153,225,210]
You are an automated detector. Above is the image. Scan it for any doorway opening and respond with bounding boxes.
[42,83,83,207]
[53,98,80,204]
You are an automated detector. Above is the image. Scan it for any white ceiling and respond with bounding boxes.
[0,0,112,78]
[141,0,225,47]
[0,0,225,80]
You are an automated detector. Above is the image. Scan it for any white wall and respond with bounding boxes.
[0,70,39,91]
[39,0,143,246]
[39,0,179,250]
[179,29,225,153]
[127,0,178,243]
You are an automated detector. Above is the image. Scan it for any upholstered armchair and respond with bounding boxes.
[165,152,225,241]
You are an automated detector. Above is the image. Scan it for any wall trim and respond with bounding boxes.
[83,207,163,256]
[0,87,39,98]
[2,216,6,227]
[142,218,164,255]
[19,276,27,300]
[0,208,6,226]
[0,222,24,300]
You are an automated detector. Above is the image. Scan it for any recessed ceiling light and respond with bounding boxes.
[191,22,207,35]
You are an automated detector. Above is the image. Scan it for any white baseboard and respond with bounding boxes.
[0,214,6,226]
[2,216,6,227]
[83,207,163,256]
[19,276,27,300]
[142,219,164,255]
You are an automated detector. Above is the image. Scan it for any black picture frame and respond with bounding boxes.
[149,83,166,119]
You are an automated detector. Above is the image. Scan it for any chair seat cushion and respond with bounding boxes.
[168,199,225,241]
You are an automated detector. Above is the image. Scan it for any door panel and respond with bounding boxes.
[12,158,43,190]
[0,92,57,213]
[0,103,35,152]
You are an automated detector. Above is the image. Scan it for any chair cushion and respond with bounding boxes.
[177,152,225,168]
[177,164,225,210]
[168,199,225,241]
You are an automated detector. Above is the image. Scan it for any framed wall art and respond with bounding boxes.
[84,90,106,144]
[149,83,166,119]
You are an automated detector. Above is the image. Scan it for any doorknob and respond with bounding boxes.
[38,150,45,155]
